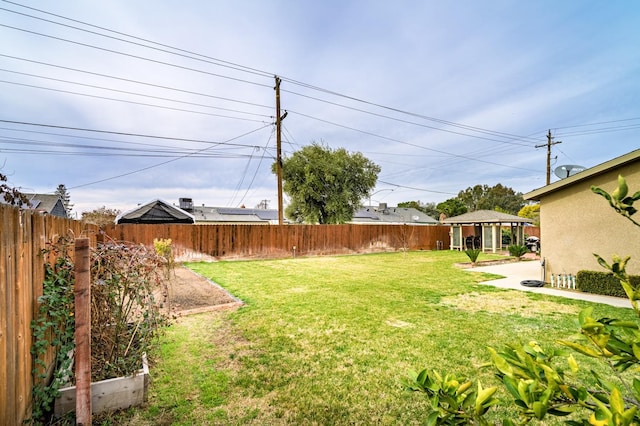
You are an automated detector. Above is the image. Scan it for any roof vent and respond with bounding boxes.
[179,197,193,212]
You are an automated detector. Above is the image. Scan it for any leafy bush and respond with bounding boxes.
[30,238,170,423]
[91,242,170,381]
[464,248,482,264]
[508,244,527,259]
[577,270,640,298]
[153,237,175,279]
[403,369,498,424]
[407,174,640,425]
[30,236,76,422]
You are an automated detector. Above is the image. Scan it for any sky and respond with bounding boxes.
[1,1,639,216]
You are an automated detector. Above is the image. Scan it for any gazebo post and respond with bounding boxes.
[492,224,499,253]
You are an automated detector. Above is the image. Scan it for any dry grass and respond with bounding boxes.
[440,291,579,317]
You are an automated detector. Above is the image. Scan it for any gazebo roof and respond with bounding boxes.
[441,209,530,225]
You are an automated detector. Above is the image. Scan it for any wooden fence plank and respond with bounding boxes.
[1,204,97,425]
[100,223,459,260]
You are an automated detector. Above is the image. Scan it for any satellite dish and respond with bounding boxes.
[554,164,586,179]
[412,215,420,221]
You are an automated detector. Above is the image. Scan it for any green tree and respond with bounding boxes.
[55,184,73,215]
[398,200,422,210]
[81,206,121,226]
[273,142,380,224]
[436,198,467,218]
[458,183,524,215]
[518,203,540,226]
[398,201,439,219]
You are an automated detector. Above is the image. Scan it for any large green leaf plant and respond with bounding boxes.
[406,175,640,425]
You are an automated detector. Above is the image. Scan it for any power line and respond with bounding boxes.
[0,79,269,122]
[555,124,640,138]
[1,1,275,79]
[232,127,275,207]
[283,88,541,146]
[0,136,259,158]
[287,110,539,173]
[0,119,271,149]
[0,23,273,89]
[0,68,271,118]
[553,117,640,131]
[1,54,273,111]
[0,68,273,119]
[377,180,457,195]
[68,124,271,189]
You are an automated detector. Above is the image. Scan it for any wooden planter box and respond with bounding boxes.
[54,354,149,417]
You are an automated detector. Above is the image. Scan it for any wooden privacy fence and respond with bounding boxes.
[102,223,453,259]
[2,203,539,424]
[0,204,96,426]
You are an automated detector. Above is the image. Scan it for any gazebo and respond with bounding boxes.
[441,210,531,253]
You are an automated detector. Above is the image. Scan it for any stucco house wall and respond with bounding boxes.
[525,151,640,279]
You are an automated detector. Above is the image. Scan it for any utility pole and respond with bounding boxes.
[274,76,284,225]
[535,130,562,185]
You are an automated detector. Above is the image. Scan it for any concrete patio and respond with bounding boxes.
[469,259,631,309]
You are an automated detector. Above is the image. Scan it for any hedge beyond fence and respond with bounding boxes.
[577,270,640,298]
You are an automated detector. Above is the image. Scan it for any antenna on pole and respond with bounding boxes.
[275,76,284,225]
[535,130,562,185]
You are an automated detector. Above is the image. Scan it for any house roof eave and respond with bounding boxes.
[524,149,640,201]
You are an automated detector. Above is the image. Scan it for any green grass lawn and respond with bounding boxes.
[110,251,636,425]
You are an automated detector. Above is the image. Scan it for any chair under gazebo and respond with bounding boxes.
[441,210,531,253]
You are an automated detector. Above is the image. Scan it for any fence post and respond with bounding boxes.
[74,238,91,425]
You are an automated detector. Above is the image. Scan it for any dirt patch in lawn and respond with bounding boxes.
[164,265,241,316]
[440,291,578,317]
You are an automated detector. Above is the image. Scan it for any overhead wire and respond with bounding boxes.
[0,54,273,110]
[0,125,219,150]
[0,23,273,89]
[1,1,275,79]
[287,110,539,172]
[0,68,273,119]
[228,150,256,206]
[0,119,272,150]
[283,89,541,147]
[68,124,272,189]
[0,136,256,158]
[234,126,276,208]
[0,79,270,122]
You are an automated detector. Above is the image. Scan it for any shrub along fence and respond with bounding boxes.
[101,223,453,259]
[0,204,96,426]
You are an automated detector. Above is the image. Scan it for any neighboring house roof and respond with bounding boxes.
[115,199,195,224]
[351,205,439,225]
[524,149,640,201]
[191,206,282,224]
[22,193,68,218]
[441,210,530,225]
